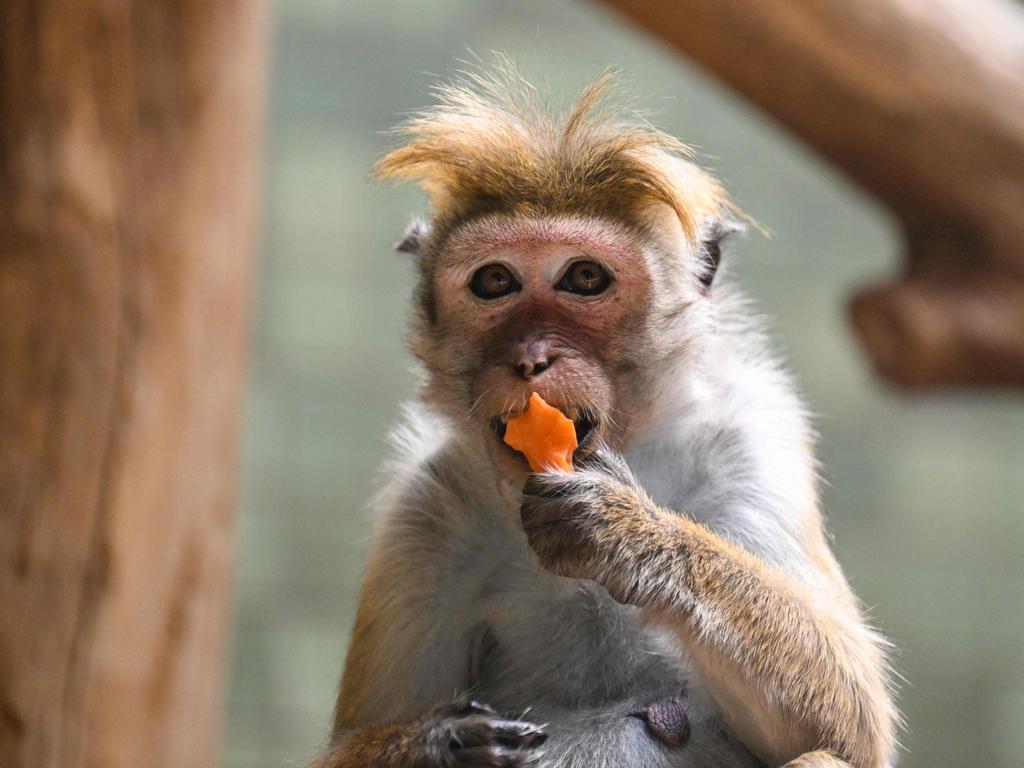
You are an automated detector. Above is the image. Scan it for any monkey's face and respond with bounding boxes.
[413,212,708,476]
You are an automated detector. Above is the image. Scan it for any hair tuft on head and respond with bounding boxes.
[373,58,730,243]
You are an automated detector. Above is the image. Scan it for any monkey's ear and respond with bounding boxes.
[395,217,431,256]
[699,217,744,291]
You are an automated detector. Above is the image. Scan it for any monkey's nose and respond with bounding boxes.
[515,357,550,379]
[511,342,557,380]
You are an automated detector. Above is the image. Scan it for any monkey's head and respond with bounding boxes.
[376,66,741,476]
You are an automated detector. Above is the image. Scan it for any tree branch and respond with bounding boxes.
[597,0,1024,388]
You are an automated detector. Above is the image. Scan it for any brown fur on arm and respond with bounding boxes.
[520,451,896,768]
[314,722,421,768]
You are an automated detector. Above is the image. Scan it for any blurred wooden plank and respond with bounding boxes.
[598,0,1024,389]
[0,1,267,766]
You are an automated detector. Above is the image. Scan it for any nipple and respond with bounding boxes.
[633,696,691,748]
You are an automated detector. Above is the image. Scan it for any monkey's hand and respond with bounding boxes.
[520,448,662,605]
[323,696,547,768]
[325,696,548,768]
[416,697,548,768]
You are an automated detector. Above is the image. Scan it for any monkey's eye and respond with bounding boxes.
[469,263,520,300]
[558,260,612,296]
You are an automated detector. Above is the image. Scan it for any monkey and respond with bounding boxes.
[313,64,899,768]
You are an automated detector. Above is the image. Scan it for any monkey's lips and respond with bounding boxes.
[489,410,599,463]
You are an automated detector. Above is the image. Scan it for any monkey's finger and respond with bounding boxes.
[453,744,544,767]
[434,695,497,719]
[578,445,637,486]
[486,719,548,750]
[449,716,546,749]
[519,502,587,545]
[446,716,513,748]
[522,470,578,500]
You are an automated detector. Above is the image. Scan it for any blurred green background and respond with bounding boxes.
[225,1,1024,766]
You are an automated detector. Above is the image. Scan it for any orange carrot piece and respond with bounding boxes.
[503,392,577,473]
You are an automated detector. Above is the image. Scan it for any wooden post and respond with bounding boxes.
[0,2,266,766]
[597,0,1024,389]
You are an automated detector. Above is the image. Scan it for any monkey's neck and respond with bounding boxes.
[616,352,723,450]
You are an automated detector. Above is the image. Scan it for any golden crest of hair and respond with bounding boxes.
[373,59,729,243]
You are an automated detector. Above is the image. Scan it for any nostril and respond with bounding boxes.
[514,355,551,380]
[510,341,559,380]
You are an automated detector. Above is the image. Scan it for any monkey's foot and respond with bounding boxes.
[420,697,547,767]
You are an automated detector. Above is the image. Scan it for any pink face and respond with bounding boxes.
[424,215,655,467]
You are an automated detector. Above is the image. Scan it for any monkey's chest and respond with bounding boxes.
[457,531,761,768]
[472,565,691,711]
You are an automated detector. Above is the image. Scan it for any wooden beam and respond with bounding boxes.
[0,2,266,766]
[597,0,1024,389]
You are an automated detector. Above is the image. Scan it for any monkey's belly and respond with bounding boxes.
[473,577,762,768]
[522,706,760,768]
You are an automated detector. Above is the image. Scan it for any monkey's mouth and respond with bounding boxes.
[489,411,599,459]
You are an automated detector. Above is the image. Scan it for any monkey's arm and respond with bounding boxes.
[520,451,896,768]
[321,580,547,768]
[320,461,547,768]
[313,721,417,768]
